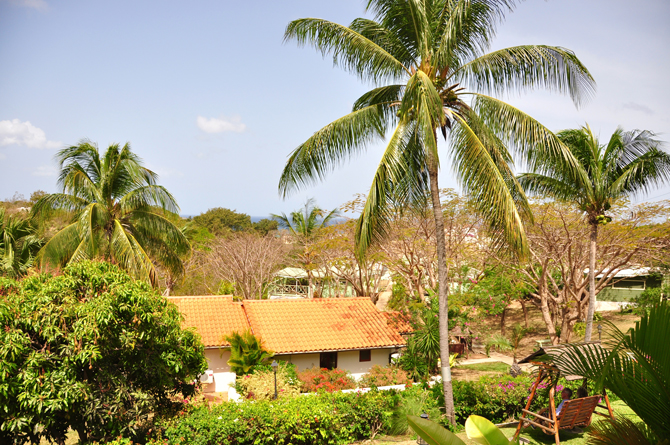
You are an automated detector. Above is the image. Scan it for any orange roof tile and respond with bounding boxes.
[168,296,249,347]
[382,311,415,335]
[243,297,406,354]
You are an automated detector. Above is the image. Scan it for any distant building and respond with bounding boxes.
[596,267,664,310]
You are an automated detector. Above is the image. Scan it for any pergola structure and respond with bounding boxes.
[513,342,615,445]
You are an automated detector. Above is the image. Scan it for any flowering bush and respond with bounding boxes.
[359,365,410,388]
[431,375,613,425]
[154,390,395,444]
[297,367,356,393]
[235,361,300,400]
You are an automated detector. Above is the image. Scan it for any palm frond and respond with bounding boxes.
[278,105,391,197]
[450,113,528,256]
[110,219,156,285]
[457,45,596,107]
[284,18,409,83]
[38,223,83,270]
[356,119,429,256]
[117,185,181,215]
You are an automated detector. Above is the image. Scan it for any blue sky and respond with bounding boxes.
[1,0,669,217]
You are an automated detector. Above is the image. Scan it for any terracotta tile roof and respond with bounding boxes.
[168,296,249,347]
[243,297,406,354]
[382,311,415,335]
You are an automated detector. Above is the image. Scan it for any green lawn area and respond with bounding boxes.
[456,361,510,372]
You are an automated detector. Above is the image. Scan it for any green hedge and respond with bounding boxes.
[431,375,616,425]
[155,391,396,445]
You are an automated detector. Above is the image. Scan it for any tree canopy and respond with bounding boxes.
[32,140,191,286]
[0,261,207,444]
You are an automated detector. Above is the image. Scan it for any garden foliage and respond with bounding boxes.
[235,362,300,400]
[297,367,356,392]
[0,261,207,444]
[156,390,393,445]
[359,365,410,388]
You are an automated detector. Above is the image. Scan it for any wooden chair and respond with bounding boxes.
[519,395,611,444]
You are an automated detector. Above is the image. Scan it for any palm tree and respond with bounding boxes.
[272,198,338,297]
[32,140,191,286]
[272,198,339,239]
[548,302,670,444]
[223,330,274,375]
[0,208,43,278]
[278,0,594,421]
[518,125,670,341]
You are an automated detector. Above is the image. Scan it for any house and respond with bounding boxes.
[596,267,664,310]
[168,296,406,395]
[168,296,247,393]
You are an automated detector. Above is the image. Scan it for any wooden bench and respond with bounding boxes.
[519,396,607,444]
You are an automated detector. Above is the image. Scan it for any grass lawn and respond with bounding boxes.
[456,362,510,372]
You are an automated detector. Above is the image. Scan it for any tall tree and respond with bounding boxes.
[0,208,43,278]
[279,0,594,421]
[32,140,191,286]
[272,198,339,297]
[519,125,670,340]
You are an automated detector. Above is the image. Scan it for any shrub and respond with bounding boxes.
[430,374,614,425]
[0,261,206,444]
[297,367,356,392]
[359,365,410,388]
[235,362,300,400]
[155,390,395,444]
[223,330,273,375]
[388,384,442,435]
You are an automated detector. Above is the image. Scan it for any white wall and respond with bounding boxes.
[203,348,236,393]
[276,348,394,379]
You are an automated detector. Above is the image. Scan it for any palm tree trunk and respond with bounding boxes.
[427,161,456,426]
[584,222,598,341]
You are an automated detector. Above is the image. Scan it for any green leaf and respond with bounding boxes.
[407,415,467,445]
[465,415,512,445]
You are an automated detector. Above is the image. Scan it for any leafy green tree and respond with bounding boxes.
[0,208,43,278]
[252,218,279,235]
[519,125,670,340]
[549,302,670,444]
[223,330,274,375]
[0,261,207,444]
[193,207,253,234]
[279,0,594,421]
[32,140,191,286]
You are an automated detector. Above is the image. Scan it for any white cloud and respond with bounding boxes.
[0,119,61,149]
[623,102,654,116]
[196,115,246,134]
[32,165,57,177]
[0,153,6,160]
[6,0,48,10]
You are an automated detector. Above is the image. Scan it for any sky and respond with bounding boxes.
[1,0,669,217]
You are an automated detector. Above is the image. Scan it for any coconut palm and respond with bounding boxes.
[518,125,670,340]
[0,208,43,278]
[272,198,339,296]
[32,140,191,286]
[272,198,339,239]
[279,0,594,421]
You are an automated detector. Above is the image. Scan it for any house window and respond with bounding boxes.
[320,352,338,370]
[612,279,646,290]
[359,349,371,362]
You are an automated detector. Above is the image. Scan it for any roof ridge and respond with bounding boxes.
[166,295,233,300]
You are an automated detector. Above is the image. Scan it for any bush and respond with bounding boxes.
[388,384,441,435]
[0,261,207,444]
[297,367,356,392]
[431,374,615,425]
[632,286,668,315]
[359,365,410,388]
[235,362,300,400]
[155,390,395,445]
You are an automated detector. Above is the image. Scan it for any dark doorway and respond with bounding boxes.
[319,351,338,369]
